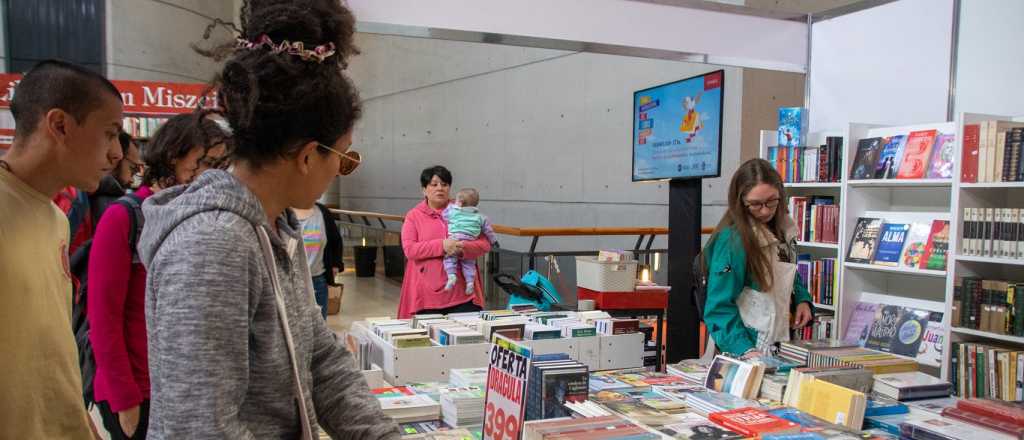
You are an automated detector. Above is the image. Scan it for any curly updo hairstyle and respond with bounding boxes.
[195,0,362,168]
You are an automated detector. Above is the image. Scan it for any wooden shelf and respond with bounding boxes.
[843,262,946,278]
[954,255,1024,266]
[952,327,1024,345]
[797,241,839,250]
[784,182,842,188]
[847,179,952,188]
[960,182,1024,189]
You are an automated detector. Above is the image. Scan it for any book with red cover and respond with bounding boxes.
[956,398,1024,425]
[897,130,938,179]
[920,220,950,270]
[371,386,416,397]
[941,406,1024,438]
[962,124,982,183]
[709,407,801,437]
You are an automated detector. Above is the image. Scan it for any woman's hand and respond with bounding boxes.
[792,302,813,328]
[117,405,141,437]
[740,349,763,361]
[443,239,464,256]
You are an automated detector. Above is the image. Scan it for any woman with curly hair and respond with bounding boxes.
[137,0,399,438]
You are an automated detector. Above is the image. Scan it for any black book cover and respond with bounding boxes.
[850,137,883,179]
[541,367,589,419]
[847,217,883,263]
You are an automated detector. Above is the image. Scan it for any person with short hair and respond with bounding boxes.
[0,59,124,439]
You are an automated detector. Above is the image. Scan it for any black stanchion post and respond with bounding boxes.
[666,178,702,362]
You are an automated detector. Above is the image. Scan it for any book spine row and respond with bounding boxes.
[790,197,839,243]
[766,137,842,183]
[963,124,1024,183]
[797,257,837,305]
[121,116,168,139]
[790,314,834,341]
[961,207,1024,259]
[951,342,1024,401]
[954,277,1024,335]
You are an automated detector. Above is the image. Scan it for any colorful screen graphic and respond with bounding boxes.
[632,70,724,181]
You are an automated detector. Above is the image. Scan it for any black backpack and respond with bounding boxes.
[691,251,710,322]
[70,193,145,408]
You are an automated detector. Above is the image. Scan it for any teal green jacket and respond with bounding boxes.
[704,226,813,356]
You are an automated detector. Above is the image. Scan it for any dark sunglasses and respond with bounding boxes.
[318,143,361,176]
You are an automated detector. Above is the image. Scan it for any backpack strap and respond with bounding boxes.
[112,193,146,261]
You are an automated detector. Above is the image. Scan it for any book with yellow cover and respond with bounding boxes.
[795,378,867,429]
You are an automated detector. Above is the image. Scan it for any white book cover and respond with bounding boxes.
[900,222,931,269]
[874,372,950,389]
[704,355,756,399]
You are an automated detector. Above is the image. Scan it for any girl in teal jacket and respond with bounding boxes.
[702,159,814,359]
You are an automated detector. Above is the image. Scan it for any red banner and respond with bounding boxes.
[0,73,216,115]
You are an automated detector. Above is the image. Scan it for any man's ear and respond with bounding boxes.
[44,108,71,145]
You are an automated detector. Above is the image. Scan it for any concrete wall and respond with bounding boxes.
[105,0,234,82]
[338,33,751,252]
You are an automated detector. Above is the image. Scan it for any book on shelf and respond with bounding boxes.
[525,358,588,421]
[962,123,982,183]
[708,407,801,438]
[875,135,907,179]
[121,116,168,139]
[920,220,950,271]
[843,301,944,367]
[899,223,932,269]
[850,137,884,180]
[896,130,937,179]
[778,107,808,148]
[950,342,1024,401]
[872,223,910,266]
[872,372,952,401]
[595,318,640,336]
[954,277,1024,335]
[791,313,835,342]
[964,121,1024,183]
[704,355,765,400]
[847,218,883,264]
[789,196,839,244]
[796,255,837,307]
[927,133,956,179]
[767,136,844,184]
[962,207,1024,260]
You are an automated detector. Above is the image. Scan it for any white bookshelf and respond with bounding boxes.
[943,112,1024,384]
[843,262,947,278]
[759,130,845,323]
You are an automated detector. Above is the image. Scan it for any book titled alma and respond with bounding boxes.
[709,407,801,438]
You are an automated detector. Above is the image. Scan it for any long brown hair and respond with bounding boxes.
[705,158,789,290]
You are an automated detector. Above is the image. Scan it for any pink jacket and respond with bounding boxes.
[398,201,491,318]
[87,186,153,411]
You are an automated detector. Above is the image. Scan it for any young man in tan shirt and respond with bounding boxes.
[0,60,124,439]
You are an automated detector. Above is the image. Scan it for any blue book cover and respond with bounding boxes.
[874,135,908,179]
[778,107,808,147]
[865,398,909,417]
[872,223,910,266]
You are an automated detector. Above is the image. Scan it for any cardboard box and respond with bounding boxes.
[327,284,343,315]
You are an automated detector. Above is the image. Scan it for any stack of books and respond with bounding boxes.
[478,319,527,342]
[524,323,563,340]
[961,121,1024,183]
[708,407,801,438]
[589,371,633,392]
[783,366,873,406]
[759,372,790,402]
[656,386,757,417]
[790,376,867,429]
[790,196,839,244]
[873,372,952,401]
[595,318,640,336]
[437,326,485,346]
[804,345,918,374]
[940,398,1024,438]
[666,359,711,384]
[449,368,489,388]
[767,407,872,438]
[522,415,659,440]
[438,386,484,427]
[655,412,744,439]
[525,356,589,421]
[371,386,440,423]
[779,339,859,365]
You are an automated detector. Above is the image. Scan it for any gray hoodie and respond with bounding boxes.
[139,170,400,439]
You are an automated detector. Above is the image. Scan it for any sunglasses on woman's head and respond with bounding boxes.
[317,143,361,176]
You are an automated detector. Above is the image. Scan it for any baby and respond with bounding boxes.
[443,188,499,293]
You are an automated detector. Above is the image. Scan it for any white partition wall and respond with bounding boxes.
[807,0,955,132]
[954,0,1024,117]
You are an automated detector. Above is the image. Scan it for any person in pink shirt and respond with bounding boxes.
[398,166,493,318]
[87,112,230,440]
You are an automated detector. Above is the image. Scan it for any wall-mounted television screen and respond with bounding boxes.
[632,69,724,181]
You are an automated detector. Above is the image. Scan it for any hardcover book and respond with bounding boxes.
[896,130,937,179]
[850,137,884,180]
[872,223,910,266]
[875,135,907,179]
[778,107,808,148]
[847,218,883,264]
[709,407,801,438]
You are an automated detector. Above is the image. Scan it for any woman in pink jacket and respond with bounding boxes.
[87,113,229,440]
[398,166,492,318]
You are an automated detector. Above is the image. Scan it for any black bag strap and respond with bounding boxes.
[112,193,145,258]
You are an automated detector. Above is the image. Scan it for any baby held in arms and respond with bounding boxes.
[442,188,499,294]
